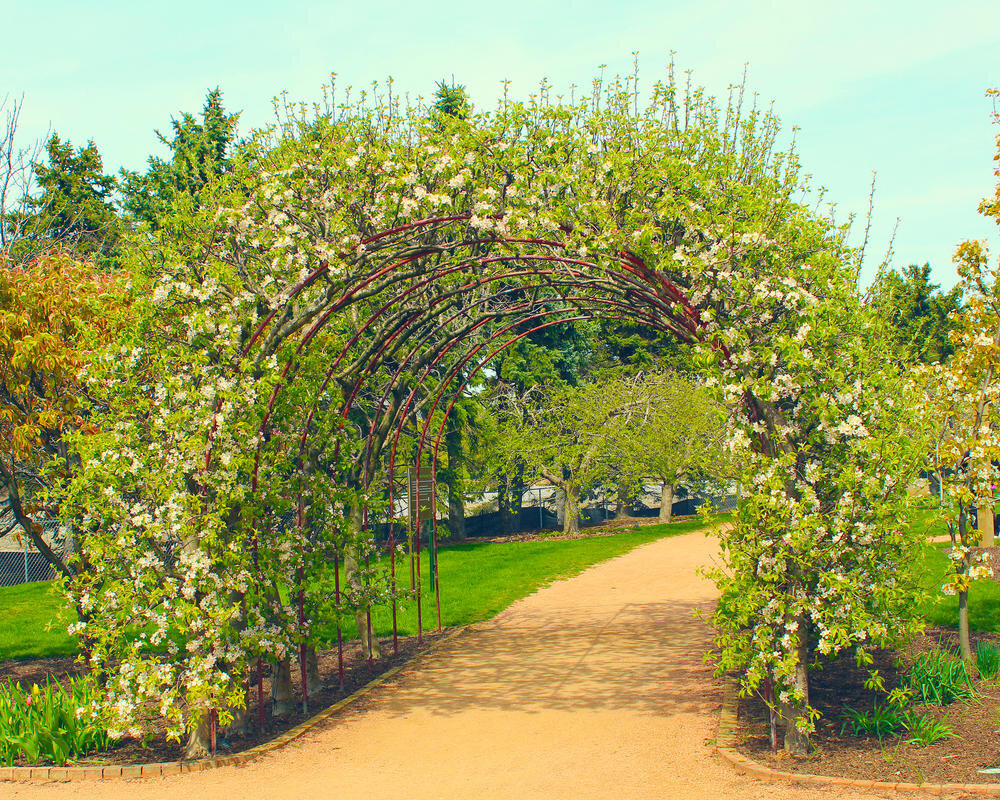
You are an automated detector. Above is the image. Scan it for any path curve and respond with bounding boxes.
[9,529,894,800]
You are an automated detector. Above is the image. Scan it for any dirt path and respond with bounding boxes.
[7,529,897,800]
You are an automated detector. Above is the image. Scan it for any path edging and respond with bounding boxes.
[715,675,1000,797]
[0,626,469,783]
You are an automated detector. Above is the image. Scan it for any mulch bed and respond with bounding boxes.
[0,630,450,767]
[735,628,1000,784]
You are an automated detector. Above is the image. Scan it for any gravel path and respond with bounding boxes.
[8,528,897,799]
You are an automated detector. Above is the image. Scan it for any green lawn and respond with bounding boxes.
[0,581,78,660]
[314,517,713,642]
[0,517,713,661]
[910,502,1000,634]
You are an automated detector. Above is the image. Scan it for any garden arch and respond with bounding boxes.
[222,213,712,732]
[66,83,909,759]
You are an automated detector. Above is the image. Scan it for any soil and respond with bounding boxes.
[0,631,450,767]
[736,627,1000,785]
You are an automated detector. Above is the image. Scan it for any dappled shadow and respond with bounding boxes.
[344,597,720,719]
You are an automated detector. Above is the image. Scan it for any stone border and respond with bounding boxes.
[0,626,468,783]
[715,675,1000,797]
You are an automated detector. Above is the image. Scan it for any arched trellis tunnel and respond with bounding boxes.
[207,212,742,746]
[64,80,909,761]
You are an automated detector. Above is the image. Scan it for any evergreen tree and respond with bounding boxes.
[870,263,962,363]
[20,133,119,262]
[120,88,239,226]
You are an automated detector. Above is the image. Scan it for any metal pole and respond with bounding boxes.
[431,462,442,632]
[415,466,423,645]
[24,535,29,583]
[298,565,307,714]
[388,476,399,657]
[363,507,374,666]
[538,487,543,529]
[333,550,344,688]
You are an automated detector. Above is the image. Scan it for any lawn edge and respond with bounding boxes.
[714,675,1000,797]
[0,625,469,783]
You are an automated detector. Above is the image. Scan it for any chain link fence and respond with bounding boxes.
[0,509,66,587]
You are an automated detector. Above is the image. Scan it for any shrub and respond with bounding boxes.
[0,676,115,765]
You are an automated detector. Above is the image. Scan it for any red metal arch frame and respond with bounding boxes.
[205,215,711,737]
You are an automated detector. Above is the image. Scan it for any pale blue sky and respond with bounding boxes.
[4,0,998,288]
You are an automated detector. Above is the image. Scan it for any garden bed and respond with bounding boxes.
[735,628,1000,784]
[0,630,450,767]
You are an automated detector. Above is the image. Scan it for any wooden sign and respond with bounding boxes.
[407,465,434,527]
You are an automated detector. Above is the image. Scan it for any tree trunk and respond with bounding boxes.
[615,480,632,518]
[563,482,581,536]
[958,507,973,661]
[498,463,525,535]
[448,487,466,540]
[445,424,466,540]
[271,658,293,717]
[344,504,382,660]
[658,482,674,524]
[183,715,211,760]
[304,645,322,696]
[222,702,251,738]
[780,617,811,755]
[959,590,972,661]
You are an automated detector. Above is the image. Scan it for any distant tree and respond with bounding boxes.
[0,94,47,262]
[614,374,729,523]
[432,79,472,123]
[120,88,239,226]
[870,263,962,363]
[493,376,654,535]
[19,134,120,263]
[911,88,1000,661]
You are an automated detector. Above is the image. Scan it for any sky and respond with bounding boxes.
[3,0,998,289]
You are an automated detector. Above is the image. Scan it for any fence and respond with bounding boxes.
[0,514,65,587]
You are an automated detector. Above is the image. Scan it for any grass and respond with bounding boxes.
[0,516,715,662]
[0,581,78,660]
[909,501,1000,634]
[316,516,712,641]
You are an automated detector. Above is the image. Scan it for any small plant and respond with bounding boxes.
[0,676,115,766]
[976,641,1000,680]
[840,703,905,740]
[901,710,956,745]
[905,649,976,704]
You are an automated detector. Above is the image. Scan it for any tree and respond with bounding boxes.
[120,88,239,226]
[870,263,962,363]
[0,252,129,576]
[495,377,649,535]
[912,89,1000,660]
[432,79,472,122]
[615,374,728,523]
[0,94,46,261]
[19,134,120,263]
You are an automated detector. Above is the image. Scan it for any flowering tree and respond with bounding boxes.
[51,65,924,756]
[911,90,1000,660]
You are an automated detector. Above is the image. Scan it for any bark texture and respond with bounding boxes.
[781,620,811,755]
[272,658,293,717]
[658,482,675,524]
